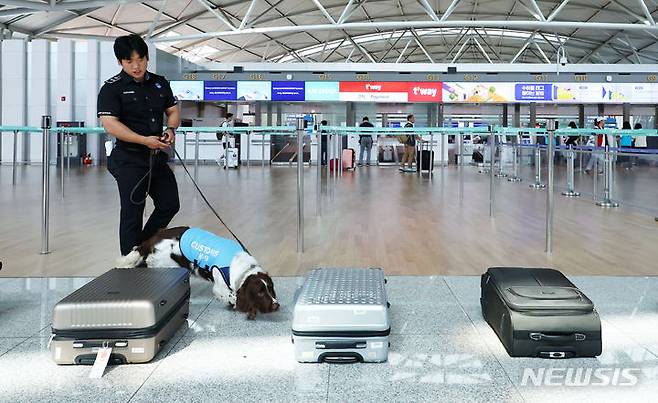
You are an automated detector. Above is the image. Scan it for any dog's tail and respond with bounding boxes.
[115,250,143,268]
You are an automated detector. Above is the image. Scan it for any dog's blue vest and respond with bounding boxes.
[179,227,244,287]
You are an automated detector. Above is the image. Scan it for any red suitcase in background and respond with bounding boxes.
[342,148,356,170]
[329,149,356,171]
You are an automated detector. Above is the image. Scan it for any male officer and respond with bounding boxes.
[98,34,181,256]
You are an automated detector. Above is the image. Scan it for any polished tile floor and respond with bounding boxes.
[2,161,658,277]
[2,274,658,402]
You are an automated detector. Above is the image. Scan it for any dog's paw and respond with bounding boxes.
[115,250,142,268]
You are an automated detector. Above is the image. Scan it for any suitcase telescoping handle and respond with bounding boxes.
[529,332,586,342]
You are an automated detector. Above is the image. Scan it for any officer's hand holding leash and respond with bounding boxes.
[161,127,176,145]
[142,135,169,150]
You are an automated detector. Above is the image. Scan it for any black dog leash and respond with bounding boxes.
[173,148,251,255]
[129,150,156,205]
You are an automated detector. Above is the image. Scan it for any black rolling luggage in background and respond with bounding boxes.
[481,267,601,358]
[416,150,434,171]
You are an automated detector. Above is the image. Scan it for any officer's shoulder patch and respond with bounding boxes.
[104,74,122,84]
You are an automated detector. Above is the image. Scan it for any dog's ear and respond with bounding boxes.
[235,283,257,320]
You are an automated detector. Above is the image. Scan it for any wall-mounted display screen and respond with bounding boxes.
[271,81,305,101]
[304,81,340,101]
[443,82,514,103]
[177,79,658,104]
[170,80,204,100]
[339,81,408,102]
[236,81,272,101]
[515,83,552,101]
[204,81,237,101]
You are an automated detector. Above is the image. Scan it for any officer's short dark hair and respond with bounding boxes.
[225,113,233,119]
[407,114,414,121]
[114,34,149,61]
[321,120,328,125]
[362,116,369,122]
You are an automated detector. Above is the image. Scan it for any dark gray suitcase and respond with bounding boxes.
[50,268,190,365]
[481,267,602,358]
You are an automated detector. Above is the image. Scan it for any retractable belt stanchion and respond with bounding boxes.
[296,118,305,253]
[546,130,555,254]
[224,134,229,173]
[529,142,546,189]
[12,130,18,185]
[316,129,321,217]
[194,131,199,183]
[430,132,434,180]
[41,115,51,255]
[562,145,580,197]
[495,134,507,178]
[593,151,599,202]
[246,132,250,167]
[508,136,521,182]
[489,127,495,218]
[596,145,620,208]
[183,132,187,162]
[338,132,343,178]
[59,130,66,198]
[66,132,71,177]
[417,136,423,176]
[262,132,265,167]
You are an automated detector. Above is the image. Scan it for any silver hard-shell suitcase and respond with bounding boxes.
[50,268,190,365]
[292,268,390,363]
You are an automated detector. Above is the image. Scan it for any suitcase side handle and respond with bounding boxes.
[529,332,586,342]
[318,352,363,364]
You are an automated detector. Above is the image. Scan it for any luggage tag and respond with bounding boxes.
[88,342,112,379]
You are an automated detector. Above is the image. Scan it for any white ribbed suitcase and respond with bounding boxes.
[292,268,390,363]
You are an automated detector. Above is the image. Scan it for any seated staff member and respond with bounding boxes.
[98,34,181,257]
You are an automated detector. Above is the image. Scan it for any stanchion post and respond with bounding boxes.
[12,130,18,185]
[596,145,620,208]
[316,129,321,216]
[41,115,51,255]
[489,127,495,218]
[296,118,305,253]
[495,133,507,178]
[59,130,65,197]
[430,133,434,180]
[562,145,580,197]
[262,132,265,167]
[194,131,199,183]
[246,132,250,167]
[338,132,343,178]
[508,136,521,182]
[183,132,187,162]
[593,151,598,201]
[529,144,546,189]
[66,132,70,177]
[546,130,555,254]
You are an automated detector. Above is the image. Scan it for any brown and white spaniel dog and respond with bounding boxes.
[116,226,279,320]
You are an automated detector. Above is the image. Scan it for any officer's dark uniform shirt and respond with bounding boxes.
[97,70,177,151]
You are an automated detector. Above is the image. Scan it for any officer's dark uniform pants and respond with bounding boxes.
[108,147,180,255]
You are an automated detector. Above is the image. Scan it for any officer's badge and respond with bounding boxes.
[155,82,162,89]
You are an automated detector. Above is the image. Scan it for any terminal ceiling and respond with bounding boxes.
[1,0,658,64]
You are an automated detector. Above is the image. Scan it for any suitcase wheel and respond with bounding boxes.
[387,302,391,308]
[159,299,167,306]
